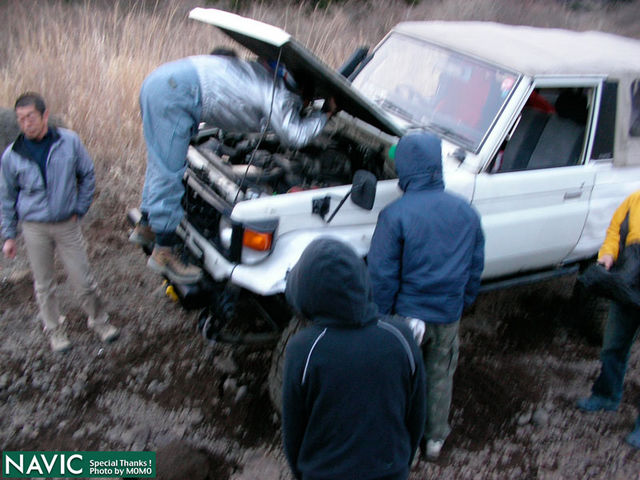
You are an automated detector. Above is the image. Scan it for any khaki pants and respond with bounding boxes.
[422,320,460,441]
[22,218,106,330]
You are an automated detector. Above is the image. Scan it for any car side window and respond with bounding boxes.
[631,79,640,137]
[491,87,592,173]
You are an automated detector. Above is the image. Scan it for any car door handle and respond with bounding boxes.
[563,190,582,200]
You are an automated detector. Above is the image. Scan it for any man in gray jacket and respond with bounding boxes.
[129,50,336,284]
[1,92,118,352]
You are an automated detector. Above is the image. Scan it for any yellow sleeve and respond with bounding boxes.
[598,194,633,260]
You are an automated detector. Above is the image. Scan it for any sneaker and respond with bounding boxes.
[129,223,155,248]
[48,326,71,353]
[88,316,120,343]
[626,427,640,449]
[426,439,444,461]
[147,246,202,284]
[576,395,619,412]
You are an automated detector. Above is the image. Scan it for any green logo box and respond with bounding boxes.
[2,451,156,478]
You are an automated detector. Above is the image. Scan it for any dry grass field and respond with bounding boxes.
[1,1,640,479]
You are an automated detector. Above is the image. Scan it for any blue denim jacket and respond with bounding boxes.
[0,127,95,239]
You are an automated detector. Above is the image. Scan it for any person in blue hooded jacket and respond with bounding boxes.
[282,238,426,480]
[367,131,485,460]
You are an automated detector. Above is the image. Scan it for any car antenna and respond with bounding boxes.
[233,48,283,205]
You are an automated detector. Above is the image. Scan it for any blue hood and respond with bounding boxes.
[395,132,444,192]
[285,238,378,327]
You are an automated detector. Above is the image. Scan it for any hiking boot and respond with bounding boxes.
[147,246,202,284]
[425,439,444,461]
[576,395,619,412]
[88,315,120,343]
[129,223,155,248]
[626,426,640,449]
[48,324,71,353]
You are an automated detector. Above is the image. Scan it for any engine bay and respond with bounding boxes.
[188,117,395,205]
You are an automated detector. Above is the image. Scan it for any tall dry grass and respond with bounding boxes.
[0,0,638,211]
[0,0,219,208]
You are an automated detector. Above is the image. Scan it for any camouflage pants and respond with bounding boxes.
[421,320,460,441]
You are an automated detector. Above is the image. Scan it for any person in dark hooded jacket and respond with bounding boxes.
[282,238,426,480]
[367,131,485,460]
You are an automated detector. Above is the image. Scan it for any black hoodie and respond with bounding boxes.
[282,238,426,480]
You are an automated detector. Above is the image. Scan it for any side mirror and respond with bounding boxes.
[314,170,377,223]
[350,169,377,210]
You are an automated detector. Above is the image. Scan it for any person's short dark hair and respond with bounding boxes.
[210,47,237,57]
[15,92,46,114]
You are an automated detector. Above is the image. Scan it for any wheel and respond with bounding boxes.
[268,314,308,415]
[197,305,283,346]
[197,289,289,345]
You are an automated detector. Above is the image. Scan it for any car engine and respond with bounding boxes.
[187,117,394,206]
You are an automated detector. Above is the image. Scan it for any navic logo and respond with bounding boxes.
[2,451,156,478]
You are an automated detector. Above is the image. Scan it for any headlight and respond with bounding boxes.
[219,217,233,250]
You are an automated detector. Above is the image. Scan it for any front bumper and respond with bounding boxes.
[177,220,235,283]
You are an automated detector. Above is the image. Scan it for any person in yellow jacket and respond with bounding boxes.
[597,190,640,270]
[576,189,640,449]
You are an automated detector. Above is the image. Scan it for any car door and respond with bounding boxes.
[472,82,600,279]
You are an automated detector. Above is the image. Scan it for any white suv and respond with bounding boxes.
[133,8,640,344]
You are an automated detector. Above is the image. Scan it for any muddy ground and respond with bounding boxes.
[1,195,640,479]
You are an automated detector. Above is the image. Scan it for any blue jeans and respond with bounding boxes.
[592,301,640,404]
[139,58,202,235]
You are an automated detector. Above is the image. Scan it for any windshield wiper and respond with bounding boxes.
[379,99,416,124]
[424,123,473,148]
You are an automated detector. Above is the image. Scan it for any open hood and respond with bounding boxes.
[188,7,404,137]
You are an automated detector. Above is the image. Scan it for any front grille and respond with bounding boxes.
[183,183,221,242]
[182,172,242,262]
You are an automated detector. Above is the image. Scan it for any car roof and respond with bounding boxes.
[394,21,640,78]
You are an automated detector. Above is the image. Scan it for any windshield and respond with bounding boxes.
[351,32,520,152]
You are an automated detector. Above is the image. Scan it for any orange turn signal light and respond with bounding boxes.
[243,229,273,251]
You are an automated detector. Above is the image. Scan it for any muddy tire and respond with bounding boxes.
[268,314,308,415]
